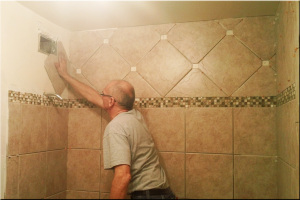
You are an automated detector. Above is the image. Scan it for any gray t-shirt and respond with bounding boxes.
[103,109,169,193]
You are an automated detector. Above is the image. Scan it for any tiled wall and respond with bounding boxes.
[65,16,277,99]
[5,103,68,199]
[7,11,298,199]
[275,1,299,199]
[60,15,279,199]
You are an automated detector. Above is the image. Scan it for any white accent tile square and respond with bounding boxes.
[161,35,168,40]
[103,39,109,44]
[226,30,234,35]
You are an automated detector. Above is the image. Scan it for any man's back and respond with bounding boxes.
[103,109,169,193]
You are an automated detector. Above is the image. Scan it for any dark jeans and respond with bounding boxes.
[131,187,176,199]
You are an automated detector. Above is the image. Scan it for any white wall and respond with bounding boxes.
[0,1,71,198]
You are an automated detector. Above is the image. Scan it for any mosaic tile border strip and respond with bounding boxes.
[8,91,96,108]
[276,83,296,107]
[9,90,278,108]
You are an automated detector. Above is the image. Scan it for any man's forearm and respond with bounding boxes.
[63,74,103,108]
[110,175,130,199]
[109,165,131,199]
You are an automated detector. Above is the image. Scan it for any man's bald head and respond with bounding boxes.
[106,80,135,110]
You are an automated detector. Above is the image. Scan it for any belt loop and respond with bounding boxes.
[146,190,150,199]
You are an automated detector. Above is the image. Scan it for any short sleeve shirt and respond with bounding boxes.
[103,109,169,193]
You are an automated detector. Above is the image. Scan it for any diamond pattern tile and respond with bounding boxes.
[110,26,161,66]
[234,16,276,60]
[201,36,261,96]
[123,72,160,98]
[167,68,226,97]
[68,63,96,99]
[137,40,192,96]
[168,21,225,63]
[82,44,130,91]
[69,31,104,68]
[151,23,175,35]
[232,66,277,96]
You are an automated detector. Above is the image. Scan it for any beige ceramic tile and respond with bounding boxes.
[46,150,67,196]
[100,193,110,199]
[232,65,277,96]
[275,2,298,93]
[100,150,114,193]
[218,18,243,30]
[234,155,277,199]
[277,100,298,167]
[159,152,185,198]
[8,102,21,156]
[82,44,131,92]
[141,108,185,152]
[291,162,299,199]
[186,153,233,199]
[46,191,66,199]
[201,36,261,95]
[67,149,100,191]
[47,107,68,150]
[20,104,47,154]
[137,40,192,96]
[167,68,227,97]
[5,156,19,199]
[234,16,276,60]
[19,153,46,199]
[69,31,104,68]
[66,191,99,199]
[234,107,276,156]
[168,21,225,63]
[68,63,96,99]
[110,25,161,66]
[123,72,161,98]
[186,108,232,154]
[44,54,67,95]
[68,108,101,149]
[278,158,293,199]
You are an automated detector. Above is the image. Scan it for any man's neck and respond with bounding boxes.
[109,108,129,120]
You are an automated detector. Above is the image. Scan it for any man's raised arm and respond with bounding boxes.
[55,54,104,108]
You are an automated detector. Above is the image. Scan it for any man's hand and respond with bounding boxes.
[55,53,69,79]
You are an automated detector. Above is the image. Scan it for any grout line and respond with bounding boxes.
[198,66,228,96]
[135,71,162,97]
[199,34,226,63]
[66,189,100,193]
[79,43,104,70]
[17,155,20,199]
[164,68,193,97]
[277,157,297,169]
[45,190,66,199]
[232,108,235,199]
[45,151,48,198]
[231,65,263,96]
[233,35,262,60]
[184,108,187,199]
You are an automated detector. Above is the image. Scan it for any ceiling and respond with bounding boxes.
[18,1,280,31]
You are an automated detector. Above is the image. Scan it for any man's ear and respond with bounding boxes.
[108,97,116,107]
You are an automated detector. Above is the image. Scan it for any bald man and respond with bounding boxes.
[55,56,176,199]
